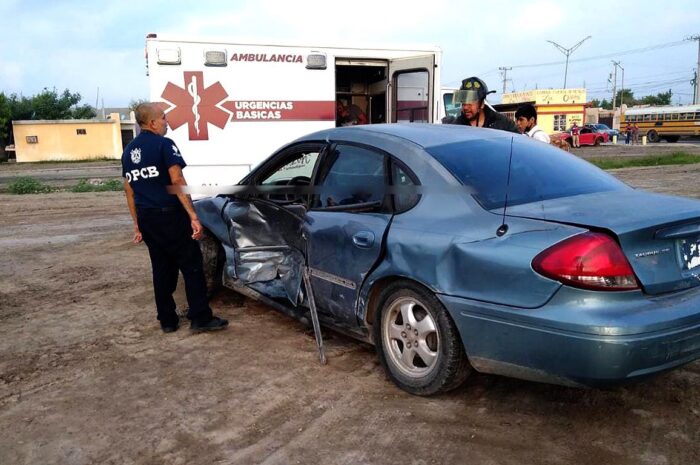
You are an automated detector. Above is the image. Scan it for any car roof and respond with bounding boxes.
[296,123,514,151]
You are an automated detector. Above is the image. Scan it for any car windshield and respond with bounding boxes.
[427,137,630,210]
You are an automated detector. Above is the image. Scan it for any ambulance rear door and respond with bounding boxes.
[387,55,436,123]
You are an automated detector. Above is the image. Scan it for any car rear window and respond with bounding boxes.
[427,137,630,210]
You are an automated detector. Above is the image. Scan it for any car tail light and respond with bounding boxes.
[532,232,639,291]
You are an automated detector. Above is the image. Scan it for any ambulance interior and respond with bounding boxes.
[335,62,387,127]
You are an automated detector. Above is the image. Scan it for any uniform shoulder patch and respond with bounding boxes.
[172,145,182,157]
[130,147,142,164]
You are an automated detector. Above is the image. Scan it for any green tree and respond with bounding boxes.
[0,88,96,147]
[31,88,95,120]
[599,98,612,110]
[129,98,149,111]
[9,94,33,121]
[639,89,673,106]
[72,104,97,119]
[614,88,635,105]
[0,93,12,145]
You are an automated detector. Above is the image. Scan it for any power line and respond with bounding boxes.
[588,77,689,93]
[586,73,691,92]
[443,38,694,93]
[511,39,687,70]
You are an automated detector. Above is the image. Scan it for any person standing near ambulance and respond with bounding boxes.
[122,103,228,333]
[448,77,519,133]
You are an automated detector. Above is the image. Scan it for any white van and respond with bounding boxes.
[145,34,442,186]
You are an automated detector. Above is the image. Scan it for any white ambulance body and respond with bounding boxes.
[145,34,442,186]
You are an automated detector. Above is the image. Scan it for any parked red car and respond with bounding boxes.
[551,126,607,147]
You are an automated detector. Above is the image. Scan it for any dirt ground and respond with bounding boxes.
[2,160,700,465]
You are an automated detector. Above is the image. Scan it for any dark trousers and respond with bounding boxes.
[137,207,213,326]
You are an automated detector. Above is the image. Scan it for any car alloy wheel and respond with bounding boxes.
[382,296,440,378]
[374,282,471,395]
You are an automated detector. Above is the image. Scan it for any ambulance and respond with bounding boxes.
[145,34,442,186]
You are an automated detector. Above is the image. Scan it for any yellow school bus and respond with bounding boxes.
[621,105,700,142]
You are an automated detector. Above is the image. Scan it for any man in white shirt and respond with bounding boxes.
[515,103,550,144]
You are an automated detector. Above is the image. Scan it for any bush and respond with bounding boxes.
[70,178,123,193]
[7,176,53,194]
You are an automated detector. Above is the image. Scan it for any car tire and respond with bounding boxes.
[594,137,601,146]
[199,230,224,299]
[373,281,471,396]
[647,130,660,143]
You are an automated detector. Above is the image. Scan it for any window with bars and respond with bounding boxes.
[553,114,566,131]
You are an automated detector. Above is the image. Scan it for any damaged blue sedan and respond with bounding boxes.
[195,124,700,395]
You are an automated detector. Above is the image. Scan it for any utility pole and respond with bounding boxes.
[619,64,625,107]
[610,61,618,111]
[689,35,700,104]
[547,35,592,88]
[499,66,512,94]
[692,70,698,105]
[611,61,624,108]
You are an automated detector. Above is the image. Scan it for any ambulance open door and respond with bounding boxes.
[388,55,435,123]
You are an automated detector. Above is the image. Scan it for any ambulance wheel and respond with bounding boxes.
[199,230,224,299]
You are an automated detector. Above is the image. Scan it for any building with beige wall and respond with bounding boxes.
[499,89,587,134]
[584,106,622,131]
[12,113,135,163]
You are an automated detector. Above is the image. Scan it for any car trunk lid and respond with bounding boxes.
[503,190,700,295]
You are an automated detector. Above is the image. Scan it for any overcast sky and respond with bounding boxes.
[1,0,699,107]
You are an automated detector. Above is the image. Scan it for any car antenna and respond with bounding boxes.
[497,137,514,237]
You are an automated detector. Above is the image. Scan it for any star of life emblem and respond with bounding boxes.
[130,148,142,164]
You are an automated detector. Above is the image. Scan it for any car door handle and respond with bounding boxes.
[352,231,375,248]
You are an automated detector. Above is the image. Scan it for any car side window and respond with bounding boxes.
[391,162,420,213]
[313,144,386,211]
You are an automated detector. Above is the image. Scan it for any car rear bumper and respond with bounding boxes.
[438,287,700,387]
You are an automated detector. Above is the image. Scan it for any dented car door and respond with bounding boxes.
[305,143,392,327]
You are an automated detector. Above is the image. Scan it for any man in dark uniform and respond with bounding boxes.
[122,103,228,333]
[447,76,519,133]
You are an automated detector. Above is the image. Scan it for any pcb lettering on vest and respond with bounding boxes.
[126,166,160,182]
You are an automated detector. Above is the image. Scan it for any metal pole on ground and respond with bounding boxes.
[302,267,327,365]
